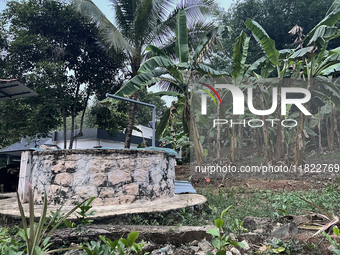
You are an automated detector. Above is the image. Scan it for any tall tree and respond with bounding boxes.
[2,0,124,148]
[73,0,217,148]
[113,9,229,165]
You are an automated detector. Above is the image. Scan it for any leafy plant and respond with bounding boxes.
[225,219,248,235]
[0,227,25,255]
[206,206,245,255]
[267,238,301,254]
[323,226,340,255]
[16,183,86,255]
[82,232,147,255]
[272,194,291,219]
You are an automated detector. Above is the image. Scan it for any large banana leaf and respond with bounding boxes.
[245,19,280,66]
[244,56,267,77]
[231,30,250,78]
[145,45,169,59]
[155,107,171,140]
[315,76,340,105]
[320,63,340,75]
[176,9,189,63]
[114,69,167,98]
[193,63,228,77]
[152,91,183,98]
[304,4,340,46]
[192,25,231,63]
[289,46,314,59]
[307,25,339,47]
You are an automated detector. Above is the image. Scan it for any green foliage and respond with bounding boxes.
[45,197,96,233]
[206,206,245,254]
[323,226,340,255]
[16,184,86,255]
[267,238,302,254]
[82,233,147,255]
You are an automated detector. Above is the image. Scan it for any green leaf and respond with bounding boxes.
[114,69,167,98]
[245,19,279,66]
[176,9,189,63]
[155,108,170,140]
[214,219,224,229]
[320,63,340,75]
[206,228,220,237]
[245,56,267,77]
[145,45,169,59]
[216,251,226,255]
[221,205,232,218]
[152,91,182,98]
[212,238,221,250]
[334,226,340,236]
[304,5,340,46]
[232,30,250,78]
[127,231,139,246]
[230,240,245,248]
[289,47,314,59]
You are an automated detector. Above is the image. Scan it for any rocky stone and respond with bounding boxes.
[240,240,250,251]
[226,252,232,255]
[27,149,175,205]
[243,216,272,231]
[107,169,131,186]
[237,232,262,245]
[74,186,97,199]
[124,183,139,196]
[55,173,73,187]
[230,247,241,255]
[198,239,214,252]
[270,222,298,239]
[49,225,214,247]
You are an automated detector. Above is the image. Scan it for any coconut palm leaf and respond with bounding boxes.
[73,0,132,52]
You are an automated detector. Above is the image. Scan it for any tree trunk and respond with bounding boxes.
[262,115,270,164]
[216,94,221,158]
[62,107,67,149]
[68,82,81,149]
[274,80,283,162]
[124,59,141,149]
[230,115,236,163]
[294,111,305,166]
[329,104,335,151]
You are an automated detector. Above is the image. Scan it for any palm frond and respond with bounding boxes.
[73,0,132,52]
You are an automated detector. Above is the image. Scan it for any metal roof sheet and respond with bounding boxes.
[0,79,38,101]
[174,180,197,194]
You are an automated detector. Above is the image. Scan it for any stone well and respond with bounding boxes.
[20,149,175,206]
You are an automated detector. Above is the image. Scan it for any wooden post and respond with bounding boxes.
[18,151,32,203]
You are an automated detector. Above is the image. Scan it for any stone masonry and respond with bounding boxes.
[29,149,175,206]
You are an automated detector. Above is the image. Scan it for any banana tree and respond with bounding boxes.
[286,0,340,165]
[245,19,293,164]
[229,31,250,162]
[113,9,229,165]
[245,0,340,165]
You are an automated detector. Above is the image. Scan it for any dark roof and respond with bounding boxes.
[0,137,53,157]
[53,128,160,146]
[0,128,167,156]
[0,79,38,101]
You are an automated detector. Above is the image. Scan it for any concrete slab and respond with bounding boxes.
[0,193,206,226]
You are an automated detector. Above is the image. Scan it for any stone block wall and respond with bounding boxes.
[29,149,175,206]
